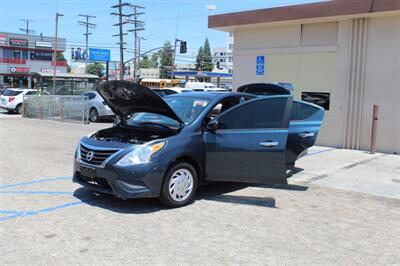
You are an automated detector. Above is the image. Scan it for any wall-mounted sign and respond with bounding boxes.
[89,48,111,62]
[10,66,30,73]
[256,55,265,76]
[35,41,52,48]
[0,34,6,45]
[9,38,28,46]
[71,47,87,61]
[41,68,62,74]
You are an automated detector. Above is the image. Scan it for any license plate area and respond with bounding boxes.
[80,165,96,179]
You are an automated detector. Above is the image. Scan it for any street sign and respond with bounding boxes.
[89,48,111,62]
[256,55,265,76]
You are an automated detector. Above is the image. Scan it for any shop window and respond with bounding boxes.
[301,92,330,110]
[31,51,53,61]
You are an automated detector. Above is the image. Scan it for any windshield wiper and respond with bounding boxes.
[136,121,176,130]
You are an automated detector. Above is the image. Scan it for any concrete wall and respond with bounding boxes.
[232,16,399,153]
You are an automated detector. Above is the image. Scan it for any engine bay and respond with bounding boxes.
[91,126,177,144]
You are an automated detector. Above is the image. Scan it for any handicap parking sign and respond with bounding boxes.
[256,56,265,76]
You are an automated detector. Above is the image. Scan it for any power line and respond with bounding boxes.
[127,4,145,80]
[111,0,132,80]
[19,19,35,35]
[78,14,96,74]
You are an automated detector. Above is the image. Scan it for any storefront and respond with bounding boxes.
[0,32,67,88]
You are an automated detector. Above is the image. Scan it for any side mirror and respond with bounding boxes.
[207,119,218,132]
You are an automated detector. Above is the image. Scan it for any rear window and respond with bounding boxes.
[291,101,319,121]
[2,90,23,96]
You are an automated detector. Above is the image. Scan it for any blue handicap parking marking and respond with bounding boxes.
[0,175,100,222]
[256,55,265,76]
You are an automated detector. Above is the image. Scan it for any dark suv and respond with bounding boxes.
[73,81,324,207]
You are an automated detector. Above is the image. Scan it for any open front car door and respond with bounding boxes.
[204,95,293,184]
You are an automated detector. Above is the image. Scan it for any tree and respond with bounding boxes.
[87,63,104,77]
[202,38,213,71]
[56,52,66,61]
[195,46,203,71]
[150,53,159,68]
[159,41,174,78]
[139,55,152,69]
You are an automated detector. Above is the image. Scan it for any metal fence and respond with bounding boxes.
[23,95,89,124]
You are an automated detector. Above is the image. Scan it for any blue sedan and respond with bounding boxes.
[73,81,324,207]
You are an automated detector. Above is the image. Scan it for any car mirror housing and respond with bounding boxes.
[207,120,218,132]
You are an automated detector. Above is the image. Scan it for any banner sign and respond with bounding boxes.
[10,66,30,73]
[0,34,6,45]
[71,47,87,61]
[9,38,28,46]
[89,48,111,62]
[35,41,52,48]
[256,55,265,76]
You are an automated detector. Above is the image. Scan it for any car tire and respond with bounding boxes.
[15,104,22,114]
[89,108,99,122]
[158,162,198,208]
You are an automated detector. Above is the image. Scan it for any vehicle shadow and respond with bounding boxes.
[73,181,290,214]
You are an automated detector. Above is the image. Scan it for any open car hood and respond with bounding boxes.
[237,83,292,96]
[96,80,183,124]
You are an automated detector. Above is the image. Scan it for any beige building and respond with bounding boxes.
[209,0,400,154]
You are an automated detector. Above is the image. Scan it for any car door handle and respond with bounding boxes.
[299,132,315,138]
[260,141,279,147]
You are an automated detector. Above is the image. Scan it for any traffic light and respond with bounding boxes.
[180,41,187,54]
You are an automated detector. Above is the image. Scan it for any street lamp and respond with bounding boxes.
[52,12,63,95]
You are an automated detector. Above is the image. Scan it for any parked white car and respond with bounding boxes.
[82,91,114,122]
[0,89,47,114]
[184,82,229,92]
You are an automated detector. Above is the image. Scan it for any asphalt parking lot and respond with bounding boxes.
[1,112,399,265]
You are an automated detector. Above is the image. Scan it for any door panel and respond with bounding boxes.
[205,129,288,183]
[286,100,324,167]
[204,96,292,184]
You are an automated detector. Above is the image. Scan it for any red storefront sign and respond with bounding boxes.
[10,67,30,73]
[0,34,6,45]
[9,38,28,46]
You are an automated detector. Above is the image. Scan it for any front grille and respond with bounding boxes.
[80,144,119,166]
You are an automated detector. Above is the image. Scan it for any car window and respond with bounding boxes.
[291,101,319,121]
[218,97,290,130]
[2,90,23,96]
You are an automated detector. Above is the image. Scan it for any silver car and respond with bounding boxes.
[82,91,114,122]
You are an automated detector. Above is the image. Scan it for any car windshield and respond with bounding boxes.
[127,96,210,128]
[2,90,23,96]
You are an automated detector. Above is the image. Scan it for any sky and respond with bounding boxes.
[0,0,325,65]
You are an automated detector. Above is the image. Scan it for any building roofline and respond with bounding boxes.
[208,0,400,29]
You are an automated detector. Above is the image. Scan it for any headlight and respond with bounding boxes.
[116,141,166,166]
[75,144,81,160]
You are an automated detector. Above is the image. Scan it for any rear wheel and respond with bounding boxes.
[15,104,22,114]
[158,162,198,208]
[89,108,99,122]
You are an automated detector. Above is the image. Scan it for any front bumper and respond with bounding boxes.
[73,156,167,200]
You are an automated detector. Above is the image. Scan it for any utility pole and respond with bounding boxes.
[53,13,63,95]
[127,4,145,81]
[137,36,146,75]
[19,19,35,35]
[111,0,131,80]
[78,14,96,74]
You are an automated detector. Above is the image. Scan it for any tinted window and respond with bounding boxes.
[291,101,319,121]
[219,97,289,130]
[83,92,96,100]
[301,92,330,110]
[3,90,23,96]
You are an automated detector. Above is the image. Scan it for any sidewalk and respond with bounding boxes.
[293,147,400,199]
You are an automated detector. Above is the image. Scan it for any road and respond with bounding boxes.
[1,115,399,265]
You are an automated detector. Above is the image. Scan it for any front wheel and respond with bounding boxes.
[158,162,198,208]
[89,108,99,122]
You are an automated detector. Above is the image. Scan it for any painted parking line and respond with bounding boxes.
[304,147,336,157]
[0,190,74,195]
[0,176,71,189]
